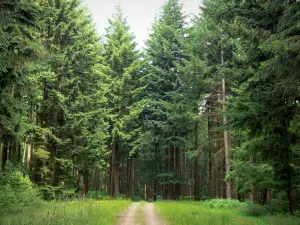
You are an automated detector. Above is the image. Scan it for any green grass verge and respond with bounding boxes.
[1,199,131,225]
[155,201,300,225]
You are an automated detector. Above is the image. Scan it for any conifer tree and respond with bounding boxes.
[141,0,190,200]
[103,7,143,199]
[0,0,40,171]
[28,0,108,195]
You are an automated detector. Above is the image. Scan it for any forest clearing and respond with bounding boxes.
[1,0,300,224]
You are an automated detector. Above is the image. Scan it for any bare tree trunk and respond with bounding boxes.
[222,78,231,199]
[171,146,175,199]
[126,157,134,199]
[109,145,115,196]
[92,167,97,190]
[175,148,180,200]
[0,142,3,172]
[121,156,125,194]
[75,168,80,193]
[194,122,200,201]
[2,138,8,170]
[113,163,119,199]
[208,116,215,199]
[286,149,296,216]
[83,175,88,197]
[249,157,254,203]
[27,142,33,170]
[168,146,171,199]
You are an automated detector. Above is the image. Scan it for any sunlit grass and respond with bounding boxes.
[1,199,130,225]
[155,201,300,225]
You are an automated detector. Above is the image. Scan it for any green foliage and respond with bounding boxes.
[206,199,248,209]
[87,191,112,200]
[269,199,290,215]
[0,164,40,214]
[244,204,268,217]
[39,185,76,201]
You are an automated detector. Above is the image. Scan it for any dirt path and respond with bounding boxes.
[117,202,166,225]
[117,202,140,225]
[142,202,165,225]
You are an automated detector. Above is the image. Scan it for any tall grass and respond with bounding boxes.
[155,201,300,225]
[1,199,130,225]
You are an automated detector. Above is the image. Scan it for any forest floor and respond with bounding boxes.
[117,202,166,225]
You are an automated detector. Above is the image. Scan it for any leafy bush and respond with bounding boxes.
[0,167,40,214]
[131,195,143,201]
[39,185,76,200]
[87,190,112,200]
[268,199,289,214]
[244,204,268,217]
[182,196,194,201]
[207,199,249,209]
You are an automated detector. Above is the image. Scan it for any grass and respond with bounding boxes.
[155,201,300,225]
[1,199,131,225]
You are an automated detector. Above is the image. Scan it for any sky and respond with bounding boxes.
[82,0,203,49]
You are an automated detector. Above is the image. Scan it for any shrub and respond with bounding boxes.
[207,199,249,209]
[244,204,268,217]
[131,195,143,201]
[87,190,112,200]
[0,167,40,214]
[182,196,194,201]
[39,185,76,200]
[269,199,289,214]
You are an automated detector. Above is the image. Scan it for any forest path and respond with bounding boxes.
[117,202,166,225]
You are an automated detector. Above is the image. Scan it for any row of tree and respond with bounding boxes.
[1,0,299,216]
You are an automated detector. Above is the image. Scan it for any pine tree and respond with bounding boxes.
[103,6,143,199]
[0,0,40,171]
[27,0,108,196]
[141,0,190,200]
[225,0,299,215]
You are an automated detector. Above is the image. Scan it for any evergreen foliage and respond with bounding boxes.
[0,0,300,217]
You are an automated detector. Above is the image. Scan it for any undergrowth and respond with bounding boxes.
[1,199,130,225]
[155,200,300,225]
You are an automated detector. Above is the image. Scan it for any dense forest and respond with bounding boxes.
[1,0,300,219]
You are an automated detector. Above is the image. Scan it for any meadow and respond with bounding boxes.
[0,200,130,225]
[155,201,300,225]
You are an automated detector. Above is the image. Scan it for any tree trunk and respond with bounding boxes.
[109,146,115,196]
[168,146,171,199]
[222,78,231,199]
[2,138,8,170]
[175,148,180,200]
[0,142,3,172]
[27,142,32,170]
[113,163,119,199]
[75,168,80,193]
[208,116,215,199]
[83,175,88,197]
[121,156,125,194]
[287,169,295,215]
[194,122,200,201]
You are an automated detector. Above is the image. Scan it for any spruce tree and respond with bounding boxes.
[141,0,189,200]
[0,0,40,171]
[103,7,143,199]
[29,0,108,196]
